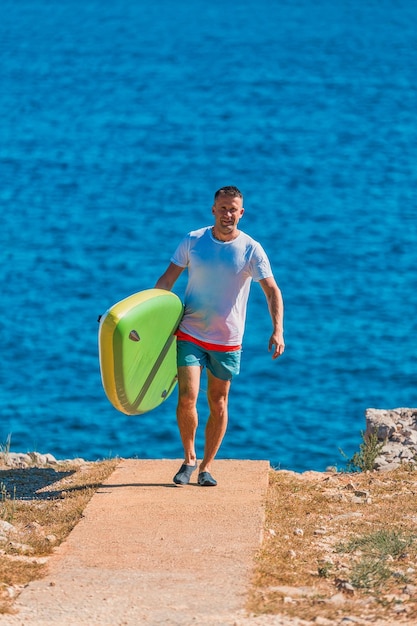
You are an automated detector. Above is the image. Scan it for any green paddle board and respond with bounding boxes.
[98,289,183,415]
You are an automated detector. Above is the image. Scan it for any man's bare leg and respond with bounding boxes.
[173,365,201,484]
[198,370,230,485]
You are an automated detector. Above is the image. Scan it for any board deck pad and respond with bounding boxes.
[99,289,183,415]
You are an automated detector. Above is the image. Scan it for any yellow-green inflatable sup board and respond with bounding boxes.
[99,289,183,415]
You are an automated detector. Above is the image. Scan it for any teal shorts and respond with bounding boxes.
[176,340,241,381]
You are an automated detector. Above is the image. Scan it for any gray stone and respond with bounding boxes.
[364,408,417,471]
[366,408,397,439]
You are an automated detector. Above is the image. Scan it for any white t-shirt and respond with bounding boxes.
[171,226,273,346]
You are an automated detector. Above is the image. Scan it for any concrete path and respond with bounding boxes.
[4,459,270,625]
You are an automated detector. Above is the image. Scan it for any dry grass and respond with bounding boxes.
[2,455,417,624]
[0,458,118,613]
[248,465,417,624]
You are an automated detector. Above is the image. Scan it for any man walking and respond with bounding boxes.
[155,186,284,486]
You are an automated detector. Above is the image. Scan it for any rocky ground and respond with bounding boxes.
[1,408,417,624]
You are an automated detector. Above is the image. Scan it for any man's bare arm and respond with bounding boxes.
[259,276,285,360]
[155,262,184,291]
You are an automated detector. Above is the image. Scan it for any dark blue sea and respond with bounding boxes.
[1,0,416,472]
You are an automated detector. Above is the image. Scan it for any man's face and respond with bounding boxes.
[212,195,244,234]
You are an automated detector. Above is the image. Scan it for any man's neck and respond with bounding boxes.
[211,227,240,242]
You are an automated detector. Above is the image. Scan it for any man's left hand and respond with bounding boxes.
[269,333,285,360]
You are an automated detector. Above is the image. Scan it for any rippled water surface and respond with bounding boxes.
[1,0,416,471]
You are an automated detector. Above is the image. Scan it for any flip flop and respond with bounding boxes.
[173,462,197,485]
[197,471,217,487]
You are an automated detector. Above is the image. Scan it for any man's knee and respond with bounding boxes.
[177,393,198,413]
[207,382,230,414]
[177,366,200,405]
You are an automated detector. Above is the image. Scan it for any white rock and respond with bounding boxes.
[5,453,31,467]
[46,534,57,545]
[366,408,397,439]
[314,617,334,625]
[329,592,346,605]
[7,541,34,555]
[6,586,19,599]
[0,520,15,534]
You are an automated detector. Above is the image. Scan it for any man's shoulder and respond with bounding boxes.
[174,227,210,256]
[237,231,270,261]
[187,226,211,239]
[237,230,261,248]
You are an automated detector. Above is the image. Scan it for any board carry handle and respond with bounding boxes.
[161,374,178,399]
[129,330,141,342]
